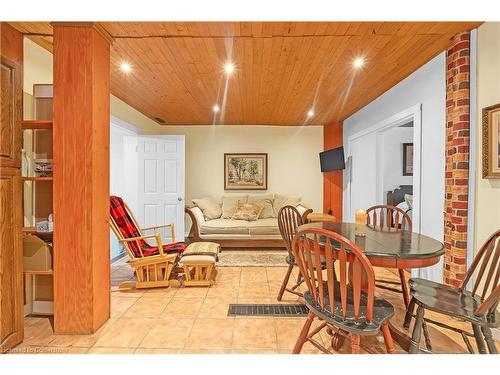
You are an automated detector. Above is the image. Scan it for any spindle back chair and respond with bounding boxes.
[276,205,305,300]
[366,205,412,232]
[405,229,500,354]
[366,204,413,307]
[291,227,395,354]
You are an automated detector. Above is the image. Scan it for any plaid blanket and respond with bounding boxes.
[110,195,186,258]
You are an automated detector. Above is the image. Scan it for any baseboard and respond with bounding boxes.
[111,252,127,264]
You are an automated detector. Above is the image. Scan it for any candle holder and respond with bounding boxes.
[355,209,367,237]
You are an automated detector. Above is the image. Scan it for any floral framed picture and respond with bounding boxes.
[483,103,500,178]
[224,153,268,190]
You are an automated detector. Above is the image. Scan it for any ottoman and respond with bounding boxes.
[181,242,220,287]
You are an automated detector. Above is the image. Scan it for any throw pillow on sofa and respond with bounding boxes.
[248,194,275,218]
[231,201,263,221]
[192,197,222,220]
[273,194,301,216]
[221,195,248,218]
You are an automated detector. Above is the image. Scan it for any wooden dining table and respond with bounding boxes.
[297,221,445,352]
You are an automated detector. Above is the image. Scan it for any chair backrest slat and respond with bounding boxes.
[462,230,500,316]
[278,205,304,260]
[293,227,376,323]
[366,205,412,232]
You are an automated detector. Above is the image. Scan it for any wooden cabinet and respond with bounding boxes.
[0,22,24,352]
[0,169,23,351]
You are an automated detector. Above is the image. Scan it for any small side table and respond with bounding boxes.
[305,212,337,223]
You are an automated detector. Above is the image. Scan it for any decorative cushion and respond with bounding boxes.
[221,195,248,218]
[231,201,263,221]
[248,194,275,218]
[192,197,222,220]
[246,218,280,235]
[143,242,187,257]
[200,219,251,235]
[273,194,301,216]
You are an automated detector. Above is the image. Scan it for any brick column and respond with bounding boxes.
[443,32,470,287]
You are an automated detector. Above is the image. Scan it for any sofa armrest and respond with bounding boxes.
[296,204,313,223]
[185,206,205,241]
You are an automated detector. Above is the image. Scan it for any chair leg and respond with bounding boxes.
[381,323,395,354]
[472,323,487,354]
[422,320,432,351]
[409,304,425,354]
[481,327,498,354]
[350,333,361,354]
[403,297,416,329]
[292,311,314,354]
[398,269,410,307]
[277,264,294,301]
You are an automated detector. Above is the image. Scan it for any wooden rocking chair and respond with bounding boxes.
[110,196,186,289]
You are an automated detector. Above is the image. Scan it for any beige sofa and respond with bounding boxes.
[185,194,312,248]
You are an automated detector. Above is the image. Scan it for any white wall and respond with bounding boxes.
[143,126,324,220]
[343,52,446,281]
[474,23,500,253]
[382,127,413,200]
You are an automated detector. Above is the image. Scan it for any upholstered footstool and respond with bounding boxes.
[181,242,220,287]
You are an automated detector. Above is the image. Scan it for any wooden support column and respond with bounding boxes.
[53,23,111,334]
[323,122,343,219]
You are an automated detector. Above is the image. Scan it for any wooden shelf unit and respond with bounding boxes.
[21,176,53,182]
[21,120,53,130]
[22,84,55,318]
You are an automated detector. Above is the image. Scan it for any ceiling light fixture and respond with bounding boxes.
[213,105,220,113]
[307,109,315,118]
[120,62,132,73]
[224,62,235,75]
[353,57,365,69]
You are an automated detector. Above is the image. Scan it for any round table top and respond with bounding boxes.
[297,222,444,267]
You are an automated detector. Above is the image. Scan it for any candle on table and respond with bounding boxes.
[355,209,367,237]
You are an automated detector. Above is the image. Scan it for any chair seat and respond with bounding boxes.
[304,281,395,335]
[409,278,500,327]
[142,242,187,257]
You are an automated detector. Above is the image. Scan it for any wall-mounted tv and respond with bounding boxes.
[319,146,345,172]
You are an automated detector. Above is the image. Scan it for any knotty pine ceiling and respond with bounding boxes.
[10,22,481,125]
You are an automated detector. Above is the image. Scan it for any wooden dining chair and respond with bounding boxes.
[366,205,412,307]
[292,227,395,354]
[404,229,500,354]
[276,205,306,301]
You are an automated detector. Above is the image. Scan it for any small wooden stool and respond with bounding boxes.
[181,242,220,287]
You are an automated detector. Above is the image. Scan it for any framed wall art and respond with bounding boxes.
[482,103,500,178]
[224,153,268,190]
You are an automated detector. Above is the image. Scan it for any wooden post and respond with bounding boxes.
[52,23,111,334]
[323,122,343,219]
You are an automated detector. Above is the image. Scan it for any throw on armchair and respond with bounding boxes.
[110,195,186,288]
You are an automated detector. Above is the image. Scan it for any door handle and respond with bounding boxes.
[177,197,183,202]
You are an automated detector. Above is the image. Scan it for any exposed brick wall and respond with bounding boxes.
[443,32,470,287]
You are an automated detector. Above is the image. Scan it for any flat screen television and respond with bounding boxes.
[319,146,345,172]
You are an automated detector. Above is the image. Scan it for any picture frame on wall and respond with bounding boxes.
[402,143,414,176]
[482,103,500,178]
[224,153,268,190]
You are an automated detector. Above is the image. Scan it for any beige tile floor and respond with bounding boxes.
[9,259,498,355]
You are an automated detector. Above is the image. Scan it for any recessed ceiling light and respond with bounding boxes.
[307,109,315,118]
[353,58,365,69]
[224,62,235,74]
[213,105,220,113]
[120,62,132,73]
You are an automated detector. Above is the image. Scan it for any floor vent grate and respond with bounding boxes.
[227,304,309,317]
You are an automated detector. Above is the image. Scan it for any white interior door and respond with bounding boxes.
[137,135,185,243]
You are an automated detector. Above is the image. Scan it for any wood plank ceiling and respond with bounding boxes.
[10,22,481,125]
